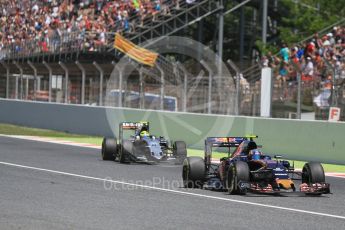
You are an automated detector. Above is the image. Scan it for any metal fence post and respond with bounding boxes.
[235,72,241,115]
[218,0,224,79]
[201,60,213,114]
[27,61,37,100]
[177,62,188,112]
[0,62,10,98]
[332,67,337,107]
[93,61,104,106]
[139,67,145,109]
[75,61,86,104]
[156,64,165,110]
[13,61,23,100]
[227,59,241,115]
[297,72,301,119]
[115,65,123,107]
[262,0,268,45]
[43,61,52,102]
[289,60,302,119]
[58,61,69,104]
[110,61,116,106]
[323,57,337,107]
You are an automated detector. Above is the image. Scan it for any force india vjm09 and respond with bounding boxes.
[182,136,330,195]
[102,121,187,164]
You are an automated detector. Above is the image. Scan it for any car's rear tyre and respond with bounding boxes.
[302,162,325,184]
[102,138,117,161]
[119,140,132,163]
[173,141,187,164]
[226,161,250,195]
[182,157,205,188]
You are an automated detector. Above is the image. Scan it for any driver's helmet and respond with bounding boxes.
[136,122,148,135]
[249,149,262,160]
[139,122,148,131]
[140,130,150,137]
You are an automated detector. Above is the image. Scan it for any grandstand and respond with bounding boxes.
[0,0,344,120]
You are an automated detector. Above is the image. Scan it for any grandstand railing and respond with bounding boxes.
[107,0,221,49]
[298,18,345,45]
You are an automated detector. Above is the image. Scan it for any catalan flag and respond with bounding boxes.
[114,33,158,67]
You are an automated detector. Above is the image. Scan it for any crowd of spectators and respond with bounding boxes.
[262,26,345,105]
[0,0,196,57]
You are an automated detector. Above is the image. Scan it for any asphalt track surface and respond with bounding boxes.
[1,136,345,230]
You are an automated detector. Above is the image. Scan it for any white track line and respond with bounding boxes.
[1,161,345,221]
[0,134,101,149]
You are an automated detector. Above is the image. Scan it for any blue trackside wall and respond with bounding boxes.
[1,99,344,164]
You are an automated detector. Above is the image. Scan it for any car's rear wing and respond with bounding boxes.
[119,121,150,142]
[120,121,149,130]
[206,137,245,147]
[204,135,258,166]
[120,122,140,130]
[205,135,258,147]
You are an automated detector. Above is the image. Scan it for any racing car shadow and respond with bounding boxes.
[232,193,331,198]
[201,189,331,198]
[117,160,183,168]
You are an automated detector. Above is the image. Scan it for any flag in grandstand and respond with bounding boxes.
[114,33,158,67]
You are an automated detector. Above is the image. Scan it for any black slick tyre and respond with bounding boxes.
[226,161,250,195]
[302,162,325,184]
[182,157,205,188]
[102,138,117,161]
[173,141,187,164]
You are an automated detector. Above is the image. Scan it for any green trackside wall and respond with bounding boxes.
[0,99,344,164]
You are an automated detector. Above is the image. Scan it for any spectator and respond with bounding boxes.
[290,46,299,63]
[305,41,316,58]
[296,45,305,60]
[327,32,335,46]
[260,25,345,110]
[276,61,289,88]
[279,43,290,62]
[261,55,269,67]
[302,56,314,81]
[173,0,180,10]
[0,0,180,56]
[314,32,323,50]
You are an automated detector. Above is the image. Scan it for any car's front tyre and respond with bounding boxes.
[226,161,250,195]
[302,162,325,184]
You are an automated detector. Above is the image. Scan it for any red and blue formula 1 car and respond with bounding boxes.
[182,136,330,195]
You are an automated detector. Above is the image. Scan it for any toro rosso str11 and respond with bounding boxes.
[102,121,187,164]
[182,136,330,195]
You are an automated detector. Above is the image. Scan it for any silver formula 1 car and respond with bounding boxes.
[102,121,187,164]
